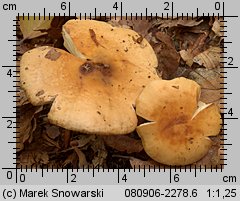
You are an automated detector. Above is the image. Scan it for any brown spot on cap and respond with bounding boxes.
[89,28,100,47]
[79,61,112,77]
[45,48,61,61]
[132,35,144,44]
[80,62,95,75]
[36,90,45,96]
[172,85,179,89]
[188,137,194,144]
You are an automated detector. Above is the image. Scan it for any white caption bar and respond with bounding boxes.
[1,185,239,201]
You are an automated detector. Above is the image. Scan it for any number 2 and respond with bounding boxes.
[164,2,170,10]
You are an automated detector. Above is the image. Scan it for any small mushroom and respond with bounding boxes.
[20,20,159,135]
[136,77,221,165]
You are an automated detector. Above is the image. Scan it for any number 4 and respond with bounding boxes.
[228,108,233,116]
[122,174,127,182]
[7,69,12,77]
[113,2,118,10]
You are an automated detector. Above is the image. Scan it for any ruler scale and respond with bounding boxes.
[0,0,239,200]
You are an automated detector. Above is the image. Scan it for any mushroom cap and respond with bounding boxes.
[62,19,158,74]
[20,43,158,134]
[136,77,221,165]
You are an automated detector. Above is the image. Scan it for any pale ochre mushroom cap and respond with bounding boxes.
[136,77,221,165]
[20,21,159,135]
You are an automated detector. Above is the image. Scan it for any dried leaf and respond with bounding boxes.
[212,18,224,37]
[189,33,208,56]
[62,152,78,168]
[42,132,61,149]
[17,104,42,151]
[45,125,60,139]
[62,129,71,149]
[92,151,107,167]
[155,32,180,79]
[188,67,223,110]
[195,136,222,167]
[103,135,143,154]
[19,16,54,40]
[16,88,29,106]
[130,158,160,169]
[20,151,49,166]
[91,137,107,167]
[156,18,203,28]
[70,135,96,148]
[193,47,222,69]
[179,49,194,66]
[73,147,88,168]
[120,18,151,37]
[47,17,66,40]
[180,33,208,67]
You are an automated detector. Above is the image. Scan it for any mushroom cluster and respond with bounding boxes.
[20,19,221,166]
[20,19,159,135]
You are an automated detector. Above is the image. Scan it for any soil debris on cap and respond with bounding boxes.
[35,90,45,97]
[79,61,112,77]
[44,48,61,61]
[89,28,100,47]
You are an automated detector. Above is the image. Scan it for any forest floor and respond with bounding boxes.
[17,16,223,169]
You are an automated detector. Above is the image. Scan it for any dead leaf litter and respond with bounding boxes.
[18,16,223,169]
